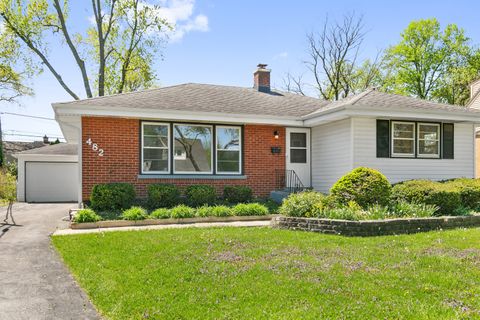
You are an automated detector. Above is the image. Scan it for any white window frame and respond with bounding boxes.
[417,122,440,158]
[391,121,415,158]
[141,122,170,174]
[173,123,213,174]
[289,132,308,164]
[216,125,242,175]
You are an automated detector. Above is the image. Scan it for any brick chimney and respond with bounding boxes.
[254,63,271,93]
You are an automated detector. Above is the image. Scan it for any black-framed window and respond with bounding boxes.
[141,121,243,175]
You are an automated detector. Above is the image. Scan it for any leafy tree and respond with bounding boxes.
[0,0,171,99]
[383,18,476,105]
[0,24,33,103]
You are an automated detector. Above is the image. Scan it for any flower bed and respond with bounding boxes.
[71,214,276,229]
[272,215,480,237]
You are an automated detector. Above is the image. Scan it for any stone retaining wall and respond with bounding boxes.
[271,215,480,237]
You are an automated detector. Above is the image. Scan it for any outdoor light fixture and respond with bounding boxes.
[273,130,279,139]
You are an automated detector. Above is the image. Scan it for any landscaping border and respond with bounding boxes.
[271,215,480,236]
[71,215,276,229]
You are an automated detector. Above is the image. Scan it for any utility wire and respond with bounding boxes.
[0,111,55,121]
[4,133,65,139]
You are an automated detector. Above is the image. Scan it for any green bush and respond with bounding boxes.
[446,178,480,210]
[279,191,326,217]
[90,183,136,211]
[196,205,233,217]
[121,206,148,221]
[211,205,233,217]
[232,203,269,216]
[223,186,253,203]
[170,205,196,218]
[73,209,102,223]
[0,171,16,202]
[185,185,217,207]
[388,201,439,218]
[147,184,180,208]
[391,180,461,215]
[330,167,391,208]
[324,201,366,221]
[149,208,170,219]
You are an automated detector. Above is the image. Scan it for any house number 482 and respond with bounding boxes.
[85,138,104,156]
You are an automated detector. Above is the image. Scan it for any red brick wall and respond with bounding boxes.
[81,116,285,200]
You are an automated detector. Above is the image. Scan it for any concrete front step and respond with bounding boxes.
[270,190,291,203]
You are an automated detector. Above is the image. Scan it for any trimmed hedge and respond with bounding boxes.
[90,183,135,211]
[223,186,253,204]
[147,184,180,208]
[391,180,461,215]
[186,185,216,207]
[330,167,391,208]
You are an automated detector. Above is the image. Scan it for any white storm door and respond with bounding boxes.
[286,128,311,187]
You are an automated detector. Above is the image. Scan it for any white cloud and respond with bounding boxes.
[87,0,209,42]
[155,0,209,42]
[273,52,288,60]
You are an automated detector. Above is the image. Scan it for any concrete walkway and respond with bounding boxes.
[54,220,271,235]
[0,203,100,320]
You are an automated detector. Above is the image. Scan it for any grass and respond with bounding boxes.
[52,227,480,319]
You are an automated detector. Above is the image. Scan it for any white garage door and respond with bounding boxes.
[25,162,78,202]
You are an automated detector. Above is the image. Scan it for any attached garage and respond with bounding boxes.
[14,144,79,203]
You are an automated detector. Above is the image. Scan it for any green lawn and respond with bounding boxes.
[52,227,480,320]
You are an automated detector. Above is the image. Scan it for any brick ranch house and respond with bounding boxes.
[15,64,480,203]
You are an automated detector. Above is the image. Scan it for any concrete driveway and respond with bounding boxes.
[0,203,100,320]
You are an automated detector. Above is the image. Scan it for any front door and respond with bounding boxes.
[286,128,311,187]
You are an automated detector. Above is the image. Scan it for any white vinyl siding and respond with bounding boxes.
[352,117,474,183]
[311,119,352,193]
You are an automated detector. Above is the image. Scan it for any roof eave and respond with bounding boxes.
[52,104,306,126]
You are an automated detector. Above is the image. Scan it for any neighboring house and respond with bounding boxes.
[3,140,48,164]
[20,64,480,204]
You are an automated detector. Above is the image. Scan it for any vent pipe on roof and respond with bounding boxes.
[254,63,271,93]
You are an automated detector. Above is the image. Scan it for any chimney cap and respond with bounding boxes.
[257,63,268,69]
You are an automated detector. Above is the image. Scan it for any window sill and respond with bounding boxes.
[138,174,248,180]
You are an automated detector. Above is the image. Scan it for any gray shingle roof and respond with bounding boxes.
[54,83,329,117]
[304,88,480,118]
[55,84,480,120]
[16,143,78,155]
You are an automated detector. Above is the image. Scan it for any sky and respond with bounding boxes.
[2,0,480,142]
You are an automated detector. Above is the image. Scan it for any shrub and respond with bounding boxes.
[147,184,180,208]
[279,191,326,217]
[210,205,233,217]
[223,186,253,204]
[389,201,438,218]
[232,203,269,216]
[391,180,461,215]
[90,183,136,211]
[330,167,391,208]
[73,209,102,223]
[185,185,216,207]
[170,205,196,219]
[324,201,366,221]
[0,171,16,203]
[149,208,171,219]
[121,206,148,221]
[446,178,480,210]
[197,205,233,217]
